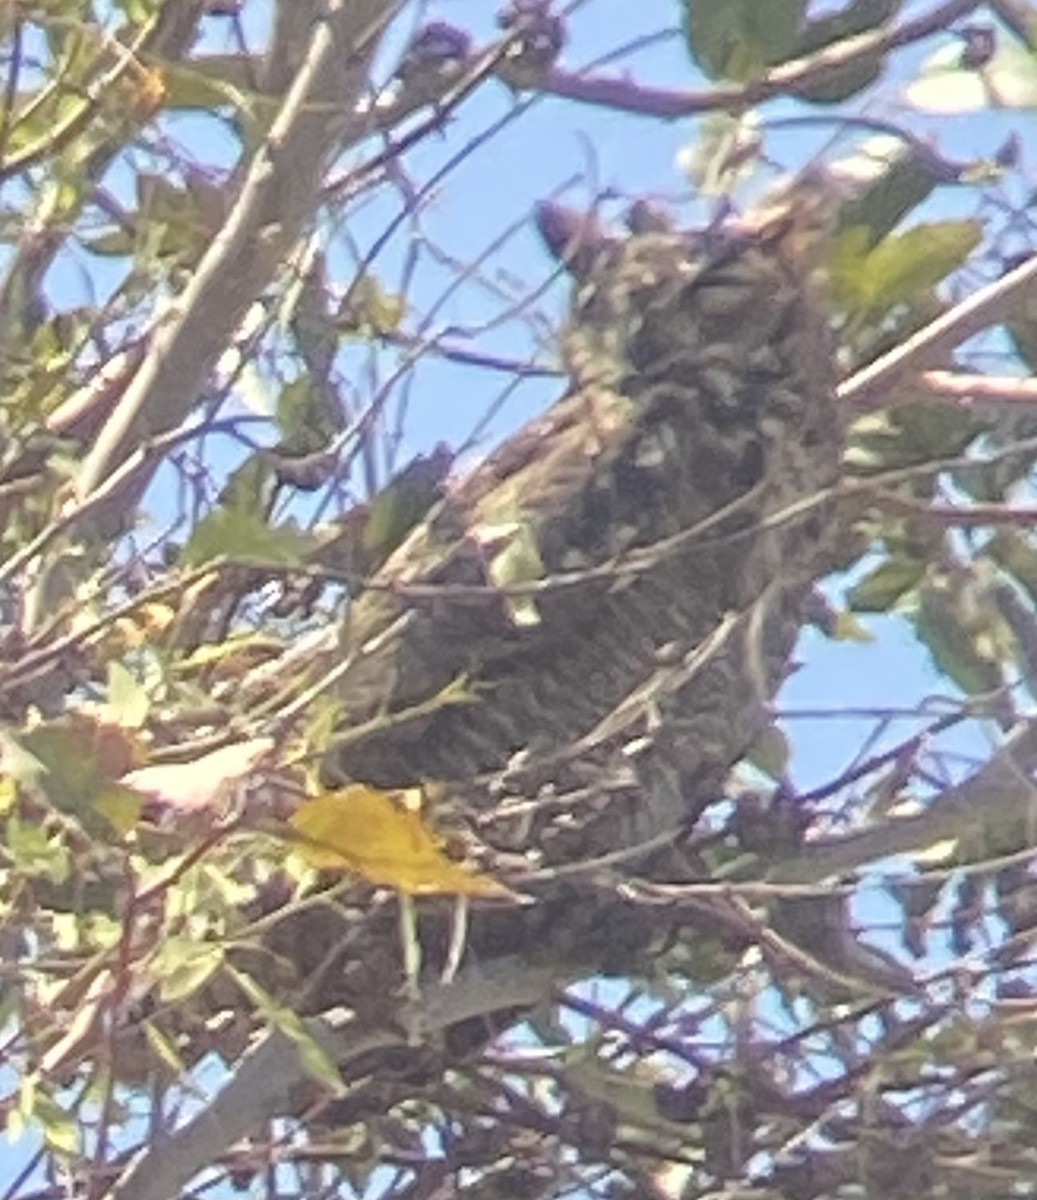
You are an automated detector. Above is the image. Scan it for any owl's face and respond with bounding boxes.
[535,198,828,405]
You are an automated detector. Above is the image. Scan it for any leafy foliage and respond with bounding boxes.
[3,3,1037,1200]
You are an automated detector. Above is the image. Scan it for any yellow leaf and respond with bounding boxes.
[289,785,517,899]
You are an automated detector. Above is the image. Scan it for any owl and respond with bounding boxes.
[321,189,841,847]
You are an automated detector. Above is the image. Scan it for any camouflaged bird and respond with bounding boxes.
[323,184,844,855]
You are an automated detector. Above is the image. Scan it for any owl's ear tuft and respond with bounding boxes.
[534,201,614,280]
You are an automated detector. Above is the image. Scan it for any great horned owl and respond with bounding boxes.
[105,190,847,1111]
[324,187,843,855]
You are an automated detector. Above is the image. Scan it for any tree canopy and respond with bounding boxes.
[3,3,1037,1199]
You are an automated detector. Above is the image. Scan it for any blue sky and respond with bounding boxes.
[4,0,1036,1192]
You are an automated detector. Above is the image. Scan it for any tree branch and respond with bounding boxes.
[0,1,204,354]
[838,250,1037,410]
[76,0,404,501]
[762,718,1037,884]
[104,958,561,1200]
[915,369,1037,408]
[369,0,983,123]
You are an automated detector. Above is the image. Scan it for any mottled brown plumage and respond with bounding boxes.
[325,187,843,856]
[122,186,847,1123]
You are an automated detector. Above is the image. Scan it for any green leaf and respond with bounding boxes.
[336,275,407,339]
[217,455,278,512]
[33,1091,80,1159]
[16,719,137,828]
[90,173,218,269]
[5,817,70,886]
[681,0,807,81]
[160,54,266,113]
[799,0,901,49]
[847,402,981,479]
[791,0,901,103]
[0,777,16,816]
[94,785,144,836]
[106,661,150,730]
[914,574,1006,697]
[4,88,82,159]
[113,0,164,22]
[311,449,450,583]
[361,448,451,566]
[847,557,926,613]
[831,610,875,642]
[792,53,883,103]
[746,724,790,781]
[182,506,314,567]
[988,530,1037,607]
[827,226,875,317]
[82,229,136,257]
[286,254,338,382]
[276,378,345,457]
[831,220,983,323]
[480,521,546,628]
[152,938,225,1003]
[228,966,345,1096]
[832,136,949,246]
